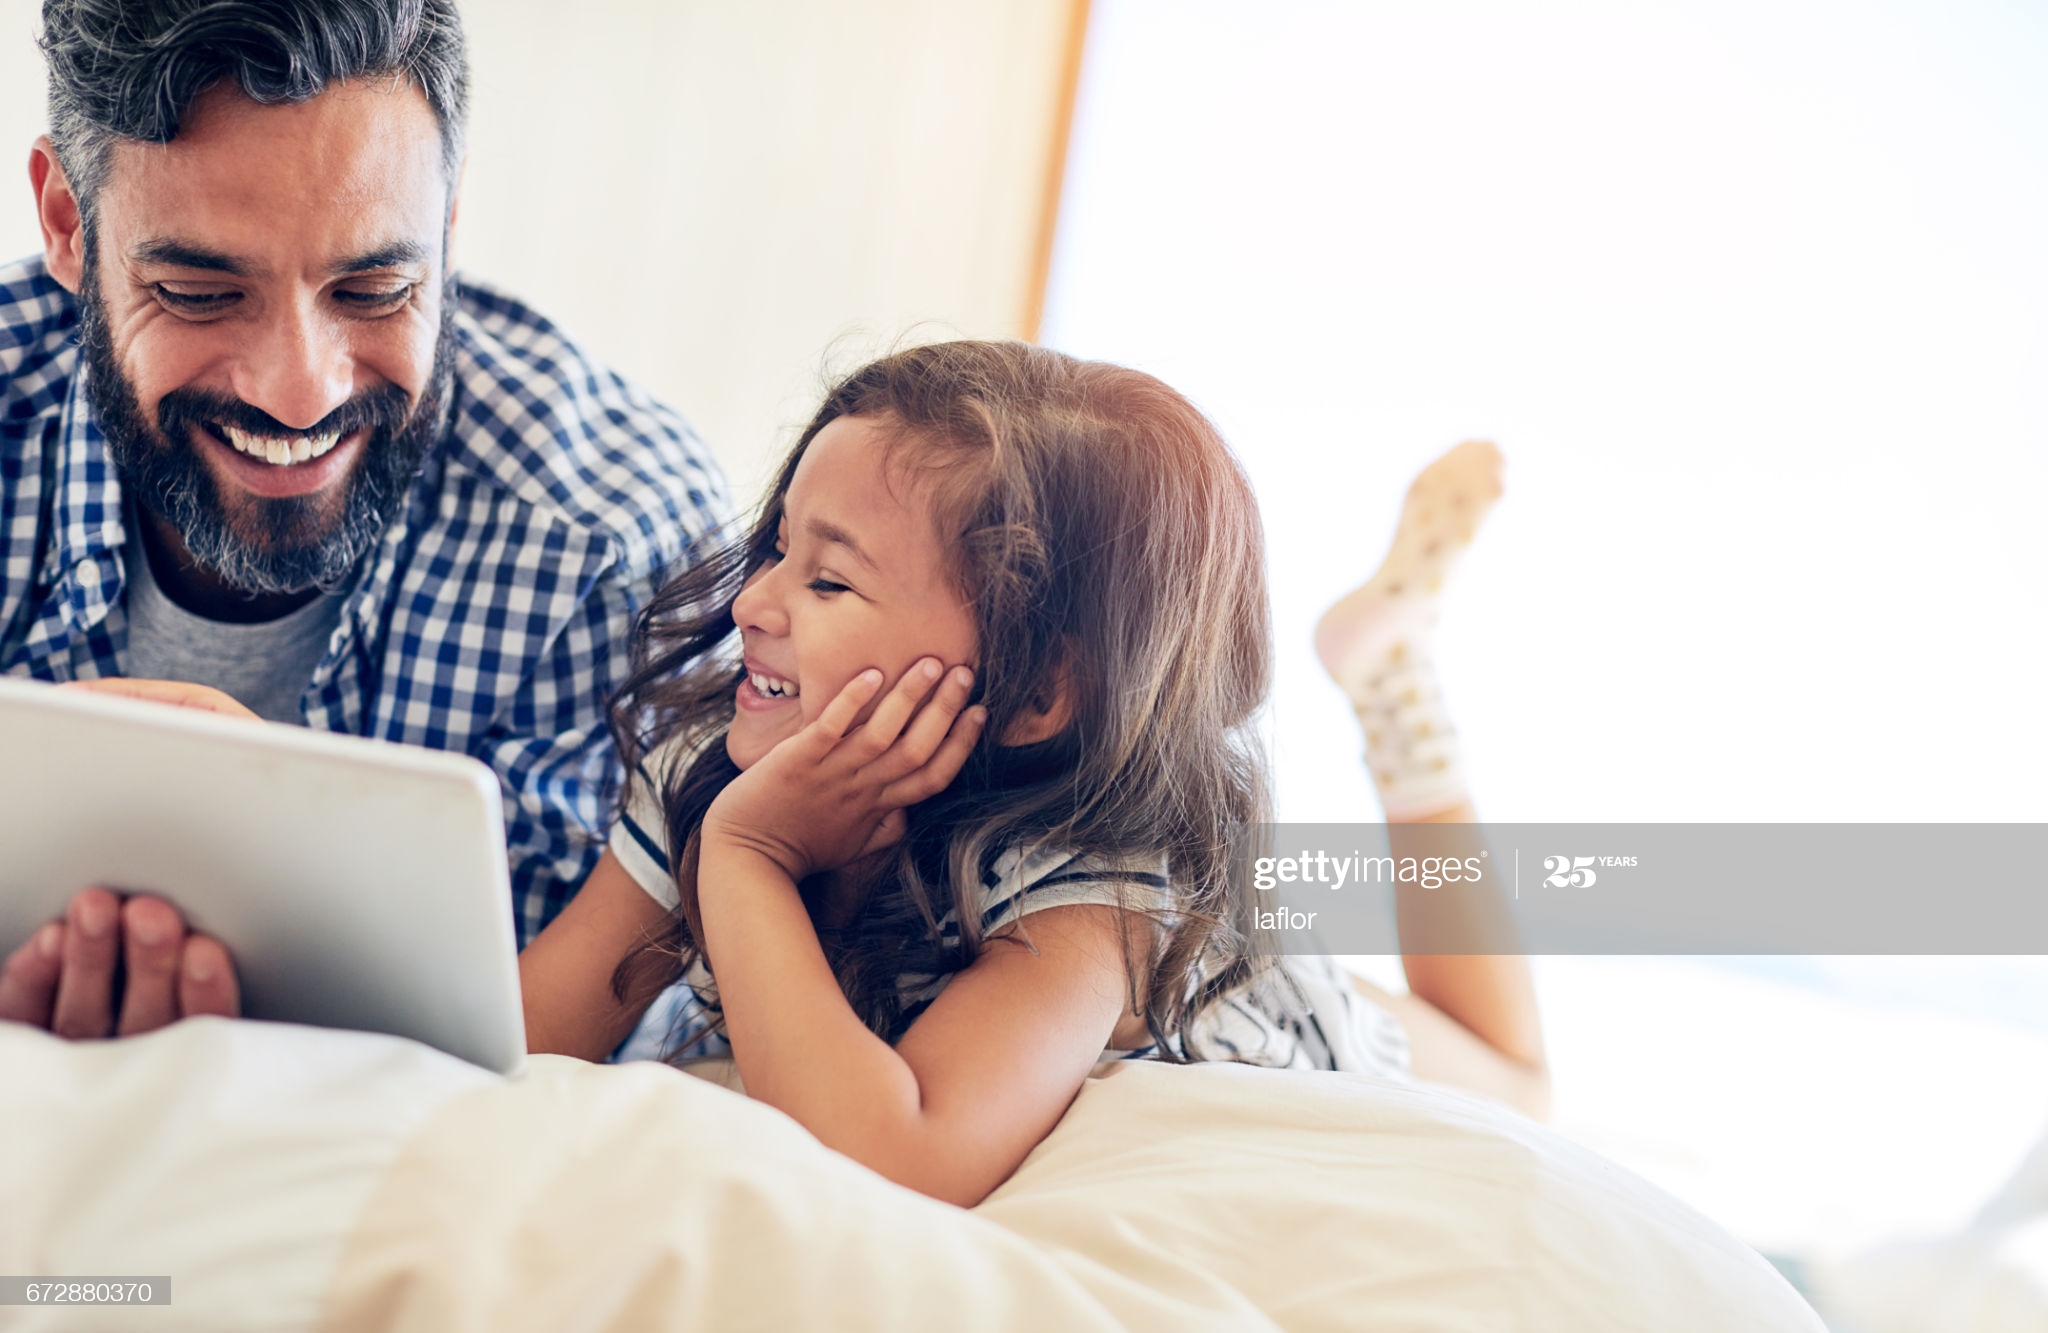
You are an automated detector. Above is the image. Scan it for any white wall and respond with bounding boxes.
[1046,0,2048,825]
[0,6,41,232]
[0,0,1083,501]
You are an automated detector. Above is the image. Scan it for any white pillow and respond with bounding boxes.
[0,1019,1820,1330]
[988,1058,1821,1331]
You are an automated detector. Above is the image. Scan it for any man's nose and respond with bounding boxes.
[230,297,354,431]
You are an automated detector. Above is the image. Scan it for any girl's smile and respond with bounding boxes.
[737,656,801,709]
[725,413,978,770]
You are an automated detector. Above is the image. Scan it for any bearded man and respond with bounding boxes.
[0,0,729,1035]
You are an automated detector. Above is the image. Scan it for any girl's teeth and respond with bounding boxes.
[749,671,798,699]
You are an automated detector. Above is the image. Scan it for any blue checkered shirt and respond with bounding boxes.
[0,255,731,944]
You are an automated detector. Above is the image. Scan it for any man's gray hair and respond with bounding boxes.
[40,0,468,228]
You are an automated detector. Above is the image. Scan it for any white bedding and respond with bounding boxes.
[0,1017,1820,1330]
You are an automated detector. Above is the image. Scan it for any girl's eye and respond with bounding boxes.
[153,286,238,316]
[807,577,849,595]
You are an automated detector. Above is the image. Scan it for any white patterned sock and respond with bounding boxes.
[1313,441,1503,820]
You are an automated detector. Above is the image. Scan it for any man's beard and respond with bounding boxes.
[79,275,455,598]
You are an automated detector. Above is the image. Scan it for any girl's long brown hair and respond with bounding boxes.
[608,340,1273,1055]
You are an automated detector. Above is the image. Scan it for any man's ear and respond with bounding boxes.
[999,651,1074,747]
[30,137,86,294]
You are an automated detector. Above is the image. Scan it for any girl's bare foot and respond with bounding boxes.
[1314,440,1503,817]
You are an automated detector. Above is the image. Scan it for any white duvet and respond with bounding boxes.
[0,1018,1819,1330]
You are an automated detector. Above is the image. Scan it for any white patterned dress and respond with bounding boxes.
[606,752,1410,1078]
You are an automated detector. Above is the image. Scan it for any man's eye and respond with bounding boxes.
[335,284,414,310]
[153,286,237,315]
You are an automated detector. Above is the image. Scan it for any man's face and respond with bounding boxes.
[75,78,456,594]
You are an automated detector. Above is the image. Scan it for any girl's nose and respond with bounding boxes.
[731,561,788,636]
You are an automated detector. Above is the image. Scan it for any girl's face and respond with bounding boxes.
[726,414,979,771]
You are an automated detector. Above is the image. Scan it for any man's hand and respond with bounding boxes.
[0,888,240,1038]
[59,678,261,720]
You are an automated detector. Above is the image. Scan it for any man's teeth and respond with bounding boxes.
[219,423,343,466]
[749,671,799,699]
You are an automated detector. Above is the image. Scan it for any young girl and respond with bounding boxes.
[517,340,1546,1206]
[518,339,1300,1206]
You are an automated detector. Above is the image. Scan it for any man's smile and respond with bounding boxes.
[188,419,370,500]
[207,419,345,466]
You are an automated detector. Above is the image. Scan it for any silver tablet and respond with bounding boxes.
[0,677,526,1073]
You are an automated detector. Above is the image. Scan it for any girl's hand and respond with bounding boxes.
[704,659,987,881]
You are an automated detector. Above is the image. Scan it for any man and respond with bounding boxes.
[0,0,728,1034]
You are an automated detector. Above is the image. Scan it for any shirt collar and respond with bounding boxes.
[35,359,129,645]
[43,356,129,584]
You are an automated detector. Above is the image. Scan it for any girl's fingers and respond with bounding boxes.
[810,669,886,744]
[880,706,988,807]
[859,809,910,859]
[854,658,945,758]
[868,664,975,781]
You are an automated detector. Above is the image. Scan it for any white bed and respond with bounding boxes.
[0,1017,1820,1330]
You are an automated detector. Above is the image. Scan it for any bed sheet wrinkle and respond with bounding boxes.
[315,1054,1258,1332]
[0,1017,492,1332]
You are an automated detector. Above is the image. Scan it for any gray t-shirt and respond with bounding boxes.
[122,523,347,725]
